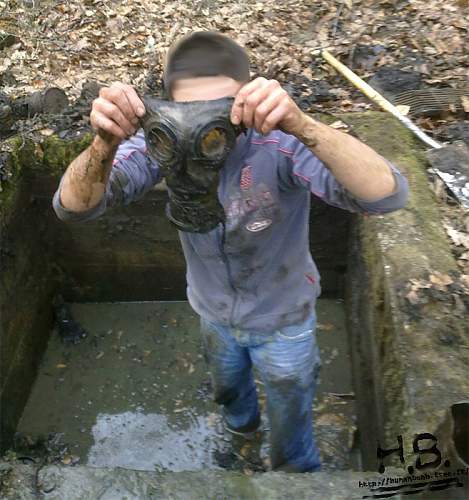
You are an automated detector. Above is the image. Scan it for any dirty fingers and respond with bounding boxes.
[90,82,146,145]
[231,77,304,136]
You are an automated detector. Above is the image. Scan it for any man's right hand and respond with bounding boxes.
[90,82,146,147]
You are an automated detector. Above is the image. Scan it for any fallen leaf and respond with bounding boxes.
[396,104,410,116]
[73,39,89,51]
[330,120,349,130]
[240,444,251,457]
[445,227,469,248]
[317,322,334,331]
[461,96,469,113]
[429,271,453,287]
[114,40,128,50]
[406,290,420,305]
[39,128,55,136]
[409,278,431,289]
[460,275,469,288]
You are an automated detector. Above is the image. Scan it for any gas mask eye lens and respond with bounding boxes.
[200,127,227,159]
[141,96,240,232]
[148,126,177,163]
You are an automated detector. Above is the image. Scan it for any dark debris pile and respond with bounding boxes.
[2,431,80,468]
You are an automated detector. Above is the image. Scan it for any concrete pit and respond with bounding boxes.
[1,113,468,499]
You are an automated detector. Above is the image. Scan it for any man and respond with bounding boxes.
[52,31,409,472]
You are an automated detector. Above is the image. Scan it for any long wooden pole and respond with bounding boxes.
[321,50,443,150]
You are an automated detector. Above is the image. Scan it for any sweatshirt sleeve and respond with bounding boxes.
[277,133,409,215]
[52,129,162,223]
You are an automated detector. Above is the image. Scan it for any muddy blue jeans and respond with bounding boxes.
[200,311,322,472]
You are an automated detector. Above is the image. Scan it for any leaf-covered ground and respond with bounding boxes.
[1,0,467,102]
[1,0,468,288]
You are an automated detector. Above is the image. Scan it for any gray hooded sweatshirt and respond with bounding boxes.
[52,127,409,332]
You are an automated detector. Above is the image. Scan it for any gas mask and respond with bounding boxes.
[141,96,245,233]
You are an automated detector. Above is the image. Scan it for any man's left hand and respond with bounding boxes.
[231,77,305,136]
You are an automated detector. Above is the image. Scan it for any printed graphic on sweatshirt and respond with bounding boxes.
[225,166,279,234]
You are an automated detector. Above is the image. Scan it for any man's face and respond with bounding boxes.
[171,75,244,102]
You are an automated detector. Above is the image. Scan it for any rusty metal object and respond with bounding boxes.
[11,88,69,118]
[0,88,70,139]
[321,50,442,149]
[321,50,469,207]
[431,401,469,499]
[393,87,469,118]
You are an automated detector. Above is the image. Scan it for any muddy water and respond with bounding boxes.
[314,299,360,471]
[16,299,358,472]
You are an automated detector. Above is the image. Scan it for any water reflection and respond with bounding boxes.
[88,410,217,471]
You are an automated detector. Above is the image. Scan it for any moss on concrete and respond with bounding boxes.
[345,112,469,468]
[2,462,446,500]
[39,132,93,174]
[344,112,455,278]
[1,115,467,474]
[0,132,93,220]
[0,139,36,221]
[0,131,93,451]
